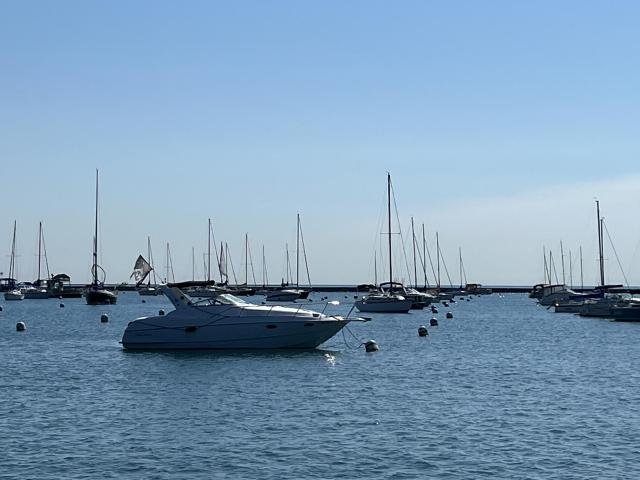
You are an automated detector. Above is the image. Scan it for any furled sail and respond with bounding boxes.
[130,255,153,285]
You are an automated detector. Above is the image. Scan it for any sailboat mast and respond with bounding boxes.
[262,245,266,287]
[93,170,99,286]
[560,240,566,285]
[459,247,463,289]
[422,223,427,289]
[569,249,573,289]
[207,218,212,283]
[580,245,584,290]
[374,251,378,286]
[411,217,417,289]
[147,236,152,287]
[9,220,16,281]
[436,232,440,289]
[296,214,300,288]
[37,221,42,282]
[596,200,605,287]
[387,173,392,286]
[245,233,249,285]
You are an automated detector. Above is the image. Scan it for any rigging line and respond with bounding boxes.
[389,181,411,282]
[414,230,428,286]
[603,220,630,287]
[41,226,51,279]
[437,241,454,288]
[247,240,257,285]
[299,220,312,287]
[226,243,239,285]
[425,233,437,287]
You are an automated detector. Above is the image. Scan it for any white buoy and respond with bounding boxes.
[430,318,438,327]
[158,309,165,316]
[446,312,453,319]
[16,322,26,332]
[100,313,109,323]
[364,340,379,352]
[418,325,429,337]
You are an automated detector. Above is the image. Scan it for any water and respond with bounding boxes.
[1,292,639,479]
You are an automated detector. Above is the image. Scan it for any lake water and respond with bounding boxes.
[1,292,639,479]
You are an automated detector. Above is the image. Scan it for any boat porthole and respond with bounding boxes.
[312,313,319,317]
[304,322,315,327]
[185,326,198,333]
[266,324,277,329]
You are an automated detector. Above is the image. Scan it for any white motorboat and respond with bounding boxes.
[121,287,364,350]
[4,289,24,301]
[22,285,50,299]
[265,288,308,302]
[379,281,431,309]
[355,292,413,313]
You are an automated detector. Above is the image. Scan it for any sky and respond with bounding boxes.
[1,1,640,286]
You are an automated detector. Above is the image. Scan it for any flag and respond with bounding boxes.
[130,255,152,284]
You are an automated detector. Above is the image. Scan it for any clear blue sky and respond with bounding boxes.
[2,1,640,285]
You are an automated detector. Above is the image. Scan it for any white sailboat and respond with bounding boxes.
[3,221,24,301]
[356,174,412,313]
[23,221,50,299]
[138,237,161,296]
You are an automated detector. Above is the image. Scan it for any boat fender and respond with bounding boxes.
[16,322,26,332]
[100,314,109,323]
[185,326,198,333]
[446,312,453,319]
[158,309,165,316]
[430,318,438,327]
[364,340,379,352]
[418,325,429,337]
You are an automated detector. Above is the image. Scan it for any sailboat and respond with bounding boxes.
[84,170,117,305]
[22,222,50,299]
[356,174,412,313]
[266,214,311,302]
[3,221,24,300]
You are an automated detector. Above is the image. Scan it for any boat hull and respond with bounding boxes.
[355,298,412,313]
[4,291,24,301]
[23,290,50,299]
[85,289,118,305]
[122,316,349,350]
[138,288,162,296]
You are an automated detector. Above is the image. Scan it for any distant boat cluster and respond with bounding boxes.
[531,200,640,322]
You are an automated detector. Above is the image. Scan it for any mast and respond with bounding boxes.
[422,223,427,289]
[93,169,99,286]
[596,200,605,287]
[262,245,267,287]
[9,220,16,282]
[387,173,392,286]
[37,221,42,283]
[436,231,440,289]
[296,214,300,288]
[285,243,291,285]
[207,218,212,282]
[560,240,566,285]
[459,247,463,289]
[192,246,195,281]
[147,236,152,287]
[245,233,248,284]
[374,251,378,286]
[411,217,417,288]
[580,245,584,290]
[543,246,549,284]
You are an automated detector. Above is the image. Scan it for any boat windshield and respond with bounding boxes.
[213,294,251,306]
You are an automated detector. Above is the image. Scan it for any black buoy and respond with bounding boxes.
[158,309,165,316]
[58,295,63,300]
[353,295,358,299]
[431,307,438,314]
[443,301,449,307]
[141,299,146,303]
[16,322,26,332]
[100,313,109,323]
[59,303,64,308]
[364,340,379,352]
[0,305,3,312]
[450,299,456,303]
[418,325,429,337]
[430,318,438,327]
[467,298,471,302]
[446,311,453,319]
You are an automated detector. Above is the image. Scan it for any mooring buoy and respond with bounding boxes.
[16,322,26,332]
[430,318,438,327]
[0,305,3,312]
[364,340,379,352]
[446,311,453,319]
[467,298,470,302]
[59,303,64,308]
[158,309,165,316]
[431,307,438,314]
[418,325,429,337]
[141,299,146,303]
[443,301,449,307]
[100,314,109,323]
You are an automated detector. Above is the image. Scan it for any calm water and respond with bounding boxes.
[1,292,639,479]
